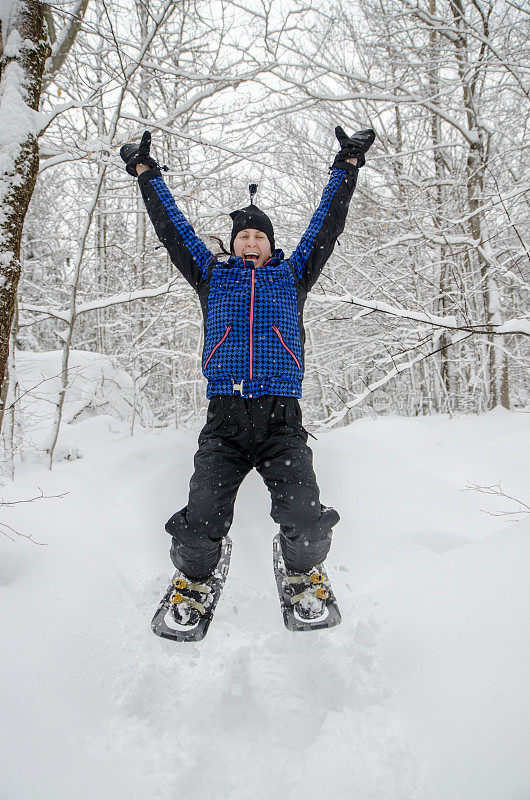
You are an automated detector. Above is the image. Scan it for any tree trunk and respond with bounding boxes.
[46,167,106,468]
[0,0,48,406]
[2,302,19,477]
[94,14,107,355]
[449,0,506,409]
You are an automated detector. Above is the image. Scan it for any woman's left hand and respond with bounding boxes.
[332,126,376,168]
[120,131,159,176]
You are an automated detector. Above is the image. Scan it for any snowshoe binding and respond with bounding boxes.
[151,536,232,642]
[272,534,341,632]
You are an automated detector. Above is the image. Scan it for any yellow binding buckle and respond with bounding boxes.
[310,573,324,584]
[173,577,211,594]
[316,587,329,600]
[170,590,206,616]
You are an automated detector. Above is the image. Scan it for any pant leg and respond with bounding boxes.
[165,398,251,580]
[255,399,340,572]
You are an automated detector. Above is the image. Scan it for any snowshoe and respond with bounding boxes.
[151,536,232,642]
[272,534,341,632]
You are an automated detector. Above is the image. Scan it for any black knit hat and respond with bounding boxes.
[229,184,275,253]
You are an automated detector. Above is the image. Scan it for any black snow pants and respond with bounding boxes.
[165,396,339,580]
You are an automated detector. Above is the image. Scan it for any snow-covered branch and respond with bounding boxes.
[315,332,474,430]
[18,277,182,326]
[310,293,530,337]
[42,0,90,88]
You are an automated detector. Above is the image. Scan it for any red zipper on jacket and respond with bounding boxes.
[246,257,272,386]
[249,265,255,381]
[272,325,302,369]
[204,325,231,368]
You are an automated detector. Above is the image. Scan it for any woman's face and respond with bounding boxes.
[232,229,272,268]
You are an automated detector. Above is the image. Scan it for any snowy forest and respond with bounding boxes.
[1,0,529,466]
[1,1,530,799]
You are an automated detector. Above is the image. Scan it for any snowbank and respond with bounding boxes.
[379,520,530,800]
[11,349,152,456]
[1,408,529,799]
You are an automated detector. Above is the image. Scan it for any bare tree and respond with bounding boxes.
[260,0,530,418]
[0,0,89,424]
[0,1,47,405]
[7,0,529,446]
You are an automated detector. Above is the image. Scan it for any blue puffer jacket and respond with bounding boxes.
[138,164,358,398]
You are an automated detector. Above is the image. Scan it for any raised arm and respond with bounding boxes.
[289,127,375,292]
[121,132,212,292]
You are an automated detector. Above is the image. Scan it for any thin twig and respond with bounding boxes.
[466,482,530,518]
[0,522,47,546]
[0,487,68,506]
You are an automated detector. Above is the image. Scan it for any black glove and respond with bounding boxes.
[332,126,376,169]
[120,131,159,177]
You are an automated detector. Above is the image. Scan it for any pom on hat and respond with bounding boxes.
[229,184,275,253]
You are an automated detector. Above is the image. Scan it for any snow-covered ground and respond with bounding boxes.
[2,384,530,799]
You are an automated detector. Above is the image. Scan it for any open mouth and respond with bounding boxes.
[244,252,260,263]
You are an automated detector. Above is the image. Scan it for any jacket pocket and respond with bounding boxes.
[272,325,301,369]
[204,325,231,368]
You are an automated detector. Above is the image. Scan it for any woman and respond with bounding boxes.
[121,125,375,623]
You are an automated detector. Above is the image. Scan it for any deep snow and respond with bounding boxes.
[1,397,530,800]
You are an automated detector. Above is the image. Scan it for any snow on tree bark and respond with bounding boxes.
[0,0,47,407]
